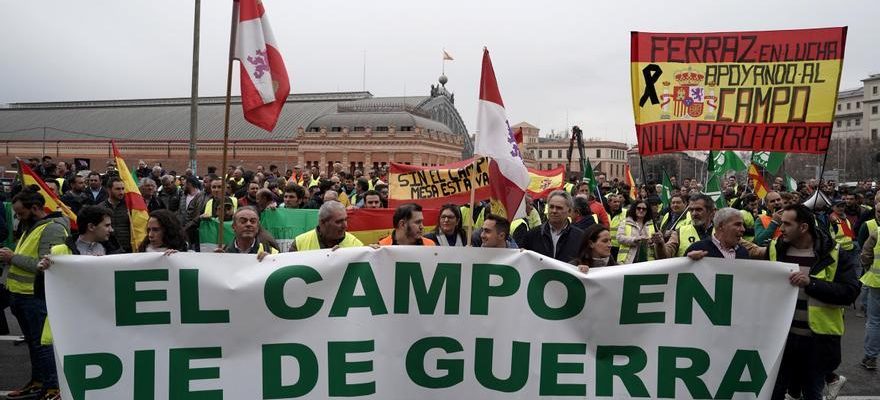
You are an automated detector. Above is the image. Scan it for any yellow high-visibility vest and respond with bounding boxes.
[769,240,844,336]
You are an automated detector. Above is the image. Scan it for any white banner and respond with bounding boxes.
[46,248,798,399]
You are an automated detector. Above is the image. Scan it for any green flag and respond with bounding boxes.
[259,208,320,251]
[710,150,747,174]
[582,158,596,192]
[198,208,320,252]
[751,152,785,174]
[660,169,673,209]
[198,218,234,252]
[705,173,726,210]
[784,175,798,192]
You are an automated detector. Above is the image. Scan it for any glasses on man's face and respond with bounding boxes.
[440,215,457,220]
[636,207,648,211]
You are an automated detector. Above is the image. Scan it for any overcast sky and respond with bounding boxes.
[1,0,876,145]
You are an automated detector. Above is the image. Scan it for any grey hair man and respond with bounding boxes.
[520,190,584,261]
[291,201,363,251]
[686,207,748,260]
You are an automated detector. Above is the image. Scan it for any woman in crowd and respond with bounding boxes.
[424,204,466,246]
[616,199,658,264]
[138,209,189,252]
[571,224,615,273]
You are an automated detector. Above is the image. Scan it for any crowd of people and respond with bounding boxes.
[0,154,878,400]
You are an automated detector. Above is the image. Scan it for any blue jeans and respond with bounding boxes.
[9,293,57,388]
[865,287,880,358]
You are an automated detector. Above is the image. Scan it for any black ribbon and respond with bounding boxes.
[638,64,663,107]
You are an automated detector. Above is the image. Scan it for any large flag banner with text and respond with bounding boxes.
[48,250,797,399]
[199,208,439,249]
[631,27,846,156]
[388,157,491,210]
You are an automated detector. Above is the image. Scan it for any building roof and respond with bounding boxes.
[838,88,863,99]
[0,91,460,142]
[511,121,539,130]
[532,137,627,148]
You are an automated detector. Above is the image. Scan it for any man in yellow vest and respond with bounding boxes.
[607,194,627,261]
[744,204,860,399]
[657,194,715,259]
[292,201,363,251]
[0,187,69,399]
[659,194,691,232]
[858,220,880,370]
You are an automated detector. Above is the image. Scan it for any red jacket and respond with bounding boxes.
[589,200,610,227]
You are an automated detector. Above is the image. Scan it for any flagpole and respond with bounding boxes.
[188,0,201,174]
[465,157,478,247]
[638,155,659,231]
[217,1,239,249]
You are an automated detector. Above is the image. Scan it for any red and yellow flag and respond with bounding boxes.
[526,166,565,200]
[748,164,770,199]
[111,141,149,252]
[17,160,77,228]
[346,208,439,245]
[625,165,638,200]
[631,27,847,156]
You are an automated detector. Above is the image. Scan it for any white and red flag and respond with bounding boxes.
[234,0,290,132]
[475,48,529,221]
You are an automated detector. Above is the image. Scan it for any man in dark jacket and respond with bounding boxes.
[686,207,749,260]
[86,171,108,205]
[571,195,596,231]
[744,204,860,400]
[521,190,584,262]
[101,177,132,253]
[157,175,181,212]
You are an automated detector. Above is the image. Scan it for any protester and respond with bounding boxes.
[685,207,749,260]
[520,190,584,262]
[616,199,660,264]
[178,176,206,251]
[660,194,691,232]
[214,206,278,259]
[479,213,515,249]
[139,177,164,212]
[755,191,784,245]
[138,209,188,252]
[606,193,626,261]
[571,195,596,231]
[571,224,615,273]
[99,177,133,253]
[202,178,238,219]
[280,184,305,209]
[379,203,436,246]
[657,194,716,259]
[0,187,69,400]
[858,218,880,370]
[745,204,860,400]
[361,190,383,209]
[424,204,466,246]
[60,174,89,214]
[291,201,362,251]
[86,171,108,205]
[157,175,181,212]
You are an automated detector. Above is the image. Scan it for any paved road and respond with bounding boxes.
[1,305,879,398]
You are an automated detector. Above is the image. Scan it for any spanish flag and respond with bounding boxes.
[346,208,439,245]
[748,164,770,200]
[526,166,565,200]
[625,165,638,200]
[111,141,149,252]
[17,159,77,228]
